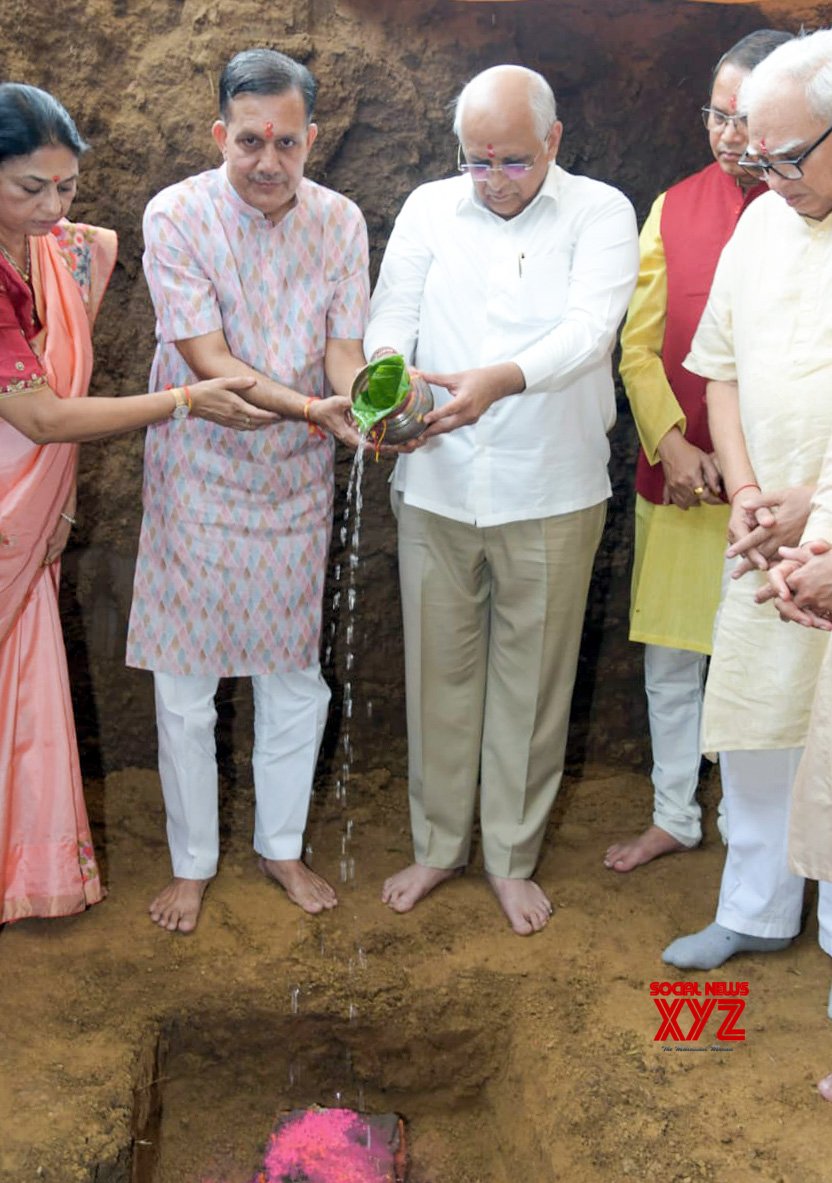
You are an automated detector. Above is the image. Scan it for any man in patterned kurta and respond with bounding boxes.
[126,49,369,932]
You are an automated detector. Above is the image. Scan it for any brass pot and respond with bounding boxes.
[350,363,433,444]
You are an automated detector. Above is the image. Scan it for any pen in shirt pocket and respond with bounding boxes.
[518,251,525,278]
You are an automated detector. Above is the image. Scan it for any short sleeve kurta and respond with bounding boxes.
[685,193,832,752]
[126,167,369,676]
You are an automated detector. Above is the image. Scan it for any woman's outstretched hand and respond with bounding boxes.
[187,377,278,429]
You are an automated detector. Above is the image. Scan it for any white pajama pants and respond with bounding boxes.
[645,644,707,847]
[716,747,832,952]
[154,667,330,879]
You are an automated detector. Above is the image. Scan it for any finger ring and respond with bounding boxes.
[244,415,251,429]
[693,485,705,496]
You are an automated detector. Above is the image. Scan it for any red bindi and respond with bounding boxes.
[486,143,495,159]
[52,175,60,182]
[264,122,274,139]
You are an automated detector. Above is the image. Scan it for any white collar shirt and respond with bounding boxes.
[364,164,638,526]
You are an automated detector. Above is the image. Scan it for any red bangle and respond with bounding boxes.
[303,396,326,440]
[182,384,192,411]
[730,482,760,503]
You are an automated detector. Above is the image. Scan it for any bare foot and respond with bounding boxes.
[604,825,693,873]
[259,857,337,914]
[381,863,461,913]
[818,1074,832,1102]
[486,874,552,936]
[148,877,209,933]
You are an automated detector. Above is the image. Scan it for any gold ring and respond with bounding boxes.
[245,415,251,429]
[693,485,705,496]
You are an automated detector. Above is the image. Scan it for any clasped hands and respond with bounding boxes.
[727,484,813,580]
[756,538,832,630]
[728,481,832,629]
[657,429,723,509]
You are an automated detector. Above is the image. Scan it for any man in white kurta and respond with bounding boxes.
[364,66,638,934]
[662,31,832,971]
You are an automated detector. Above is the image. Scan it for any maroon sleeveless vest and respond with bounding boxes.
[635,163,765,503]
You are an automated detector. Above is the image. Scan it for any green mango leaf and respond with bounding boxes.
[353,354,411,434]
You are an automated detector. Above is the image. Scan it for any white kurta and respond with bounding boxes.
[685,192,832,752]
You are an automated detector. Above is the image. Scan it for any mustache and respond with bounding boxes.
[247,171,285,183]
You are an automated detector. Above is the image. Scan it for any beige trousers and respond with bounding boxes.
[396,496,606,878]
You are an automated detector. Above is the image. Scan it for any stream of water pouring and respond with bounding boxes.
[290,439,372,1108]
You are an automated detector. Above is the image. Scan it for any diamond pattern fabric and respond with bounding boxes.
[126,166,369,675]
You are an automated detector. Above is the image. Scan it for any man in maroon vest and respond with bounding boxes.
[604,29,792,874]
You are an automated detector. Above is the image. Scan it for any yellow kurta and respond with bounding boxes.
[685,192,832,752]
[621,194,729,653]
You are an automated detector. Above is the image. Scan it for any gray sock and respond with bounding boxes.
[662,922,792,971]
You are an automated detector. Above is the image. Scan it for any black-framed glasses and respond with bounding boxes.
[738,122,832,181]
[701,106,747,132]
[457,143,542,180]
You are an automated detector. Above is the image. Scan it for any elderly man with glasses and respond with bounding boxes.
[605,30,791,877]
[364,64,638,934]
[662,29,832,974]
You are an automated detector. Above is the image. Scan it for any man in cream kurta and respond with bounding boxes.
[661,30,832,972]
[364,66,638,935]
[763,422,832,1100]
[765,437,832,883]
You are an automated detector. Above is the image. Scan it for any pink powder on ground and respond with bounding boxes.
[261,1108,391,1183]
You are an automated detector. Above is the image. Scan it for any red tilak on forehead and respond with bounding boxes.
[264,122,274,139]
[52,175,60,182]
[486,143,495,158]
[729,93,737,113]
[760,136,767,152]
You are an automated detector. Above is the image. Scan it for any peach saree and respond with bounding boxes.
[0,221,116,922]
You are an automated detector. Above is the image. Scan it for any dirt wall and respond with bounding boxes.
[0,0,820,777]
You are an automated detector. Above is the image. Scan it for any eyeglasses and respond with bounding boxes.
[701,106,748,132]
[738,122,832,181]
[457,143,542,180]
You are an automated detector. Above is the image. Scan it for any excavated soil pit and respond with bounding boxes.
[130,986,526,1183]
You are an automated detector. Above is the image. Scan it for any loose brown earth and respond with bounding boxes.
[5,1,832,1179]
[2,756,832,1183]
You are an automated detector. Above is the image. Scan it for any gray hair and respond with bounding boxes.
[741,28,832,123]
[452,65,557,141]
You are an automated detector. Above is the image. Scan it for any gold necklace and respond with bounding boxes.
[0,238,31,283]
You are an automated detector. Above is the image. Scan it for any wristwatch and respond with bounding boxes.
[171,387,190,420]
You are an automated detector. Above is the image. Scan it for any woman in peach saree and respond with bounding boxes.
[0,84,276,923]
